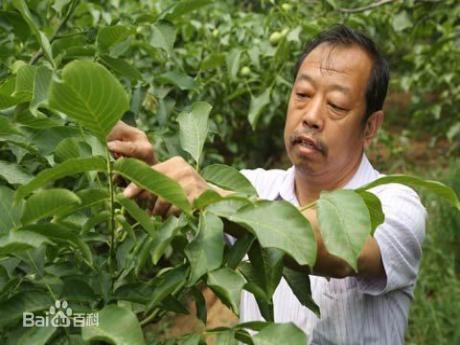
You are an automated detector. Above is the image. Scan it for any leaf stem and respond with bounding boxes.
[299,201,317,212]
[105,148,116,282]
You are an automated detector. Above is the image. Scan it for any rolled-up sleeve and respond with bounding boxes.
[356,184,427,295]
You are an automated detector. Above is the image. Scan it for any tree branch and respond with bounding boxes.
[29,0,80,65]
[338,0,398,13]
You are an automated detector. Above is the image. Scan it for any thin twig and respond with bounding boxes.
[29,0,80,65]
[338,0,397,13]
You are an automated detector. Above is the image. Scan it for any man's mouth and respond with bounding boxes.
[290,133,327,156]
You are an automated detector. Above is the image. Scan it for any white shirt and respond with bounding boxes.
[240,154,426,345]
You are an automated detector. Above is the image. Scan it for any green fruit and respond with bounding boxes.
[281,3,292,11]
[240,66,251,76]
[269,31,283,45]
[212,28,219,37]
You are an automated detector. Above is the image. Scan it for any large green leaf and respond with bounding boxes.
[185,212,224,285]
[211,200,316,267]
[252,323,307,345]
[30,66,53,114]
[113,158,192,214]
[97,25,135,52]
[0,230,53,258]
[81,304,146,345]
[15,156,107,200]
[0,161,33,185]
[55,188,108,218]
[207,267,246,315]
[202,164,257,195]
[0,186,24,232]
[48,60,129,141]
[248,88,271,130]
[177,101,212,166]
[21,189,81,224]
[317,189,372,271]
[282,267,319,317]
[357,175,460,211]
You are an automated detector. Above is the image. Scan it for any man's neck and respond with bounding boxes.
[294,153,364,206]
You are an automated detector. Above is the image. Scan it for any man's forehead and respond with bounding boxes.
[299,43,373,76]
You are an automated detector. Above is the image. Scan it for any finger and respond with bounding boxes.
[151,197,171,218]
[107,140,137,158]
[166,206,181,217]
[123,182,143,198]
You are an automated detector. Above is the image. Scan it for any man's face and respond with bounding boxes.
[284,43,373,177]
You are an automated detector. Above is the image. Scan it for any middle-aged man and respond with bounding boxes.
[108,25,426,344]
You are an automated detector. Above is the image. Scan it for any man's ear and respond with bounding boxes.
[363,110,384,148]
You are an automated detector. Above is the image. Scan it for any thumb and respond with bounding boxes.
[123,182,143,198]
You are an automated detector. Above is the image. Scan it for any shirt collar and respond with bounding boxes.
[278,154,379,205]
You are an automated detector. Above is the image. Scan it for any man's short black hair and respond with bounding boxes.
[294,25,390,122]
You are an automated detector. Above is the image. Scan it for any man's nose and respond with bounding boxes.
[302,96,324,131]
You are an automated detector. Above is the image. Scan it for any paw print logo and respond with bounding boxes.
[49,300,72,327]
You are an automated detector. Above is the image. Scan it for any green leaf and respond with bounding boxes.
[151,22,177,54]
[252,323,307,345]
[0,291,52,327]
[317,189,372,271]
[247,244,284,299]
[356,190,384,234]
[0,115,21,136]
[212,200,316,267]
[226,49,241,80]
[12,0,54,65]
[49,60,129,141]
[207,267,246,315]
[100,55,142,82]
[21,223,93,265]
[150,216,187,264]
[113,158,192,214]
[116,194,158,235]
[201,53,225,71]
[0,231,53,258]
[193,189,224,209]
[53,137,81,162]
[13,64,35,101]
[21,189,81,224]
[97,25,135,52]
[81,304,146,345]
[202,164,256,195]
[147,265,188,310]
[55,188,108,216]
[357,175,460,211]
[248,88,271,130]
[214,330,237,345]
[165,0,213,19]
[185,213,224,284]
[191,286,207,324]
[17,326,56,345]
[30,66,53,114]
[282,267,319,317]
[225,233,255,269]
[392,11,412,32]
[177,101,212,165]
[0,161,33,185]
[15,156,107,200]
[158,71,198,90]
[0,186,24,232]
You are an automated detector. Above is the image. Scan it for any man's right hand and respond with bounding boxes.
[107,121,156,165]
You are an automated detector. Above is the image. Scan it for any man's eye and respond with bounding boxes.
[296,93,310,99]
[329,103,347,112]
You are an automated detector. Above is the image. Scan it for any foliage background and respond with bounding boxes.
[1,0,459,344]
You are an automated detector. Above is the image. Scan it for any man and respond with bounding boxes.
[108,25,426,344]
